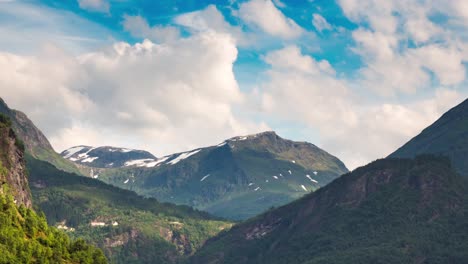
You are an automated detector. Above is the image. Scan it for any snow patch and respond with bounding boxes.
[313,171,318,175]
[81,157,99,163]
[120,148,134,153]
[265,180,269,183]
[167,149,201,165]
[254,187,261,191]
[145,156,170,167]
[292,160,296,163]
[200,174,210,182]
[124,159,154,167]
[288,170,292,175]
[124,179,129,184]
[306,175,318,183]
[301,185,308,191]
[63,146,86,159]
[248,183,254,186]
[272,176,278,179]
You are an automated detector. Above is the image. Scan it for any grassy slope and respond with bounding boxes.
[191,156,468,264]
[27,157,233,264]
[96,144,344,220]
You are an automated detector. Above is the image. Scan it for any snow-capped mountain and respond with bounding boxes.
[61,146,156,168]
[71,131,348,220]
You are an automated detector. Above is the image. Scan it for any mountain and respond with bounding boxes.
[27,156,233,264]
[0,113,107,264]
[390,98,468,176]
[61,145,156,169]
[63,131,348,220]
[0,97,80,174]
[191,156,468,264]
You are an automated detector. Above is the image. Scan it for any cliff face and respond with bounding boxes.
[0,115,32,208]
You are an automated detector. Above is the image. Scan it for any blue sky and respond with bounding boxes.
[1,0,467,169]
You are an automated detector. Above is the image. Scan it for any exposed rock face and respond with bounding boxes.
[0,118,32,208]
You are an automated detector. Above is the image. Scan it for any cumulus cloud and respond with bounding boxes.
[174,5,249,45]
[236,0,303,39]
[257,46,466,169]
[338,0,468,96]
[77,0,109,13]
[122,15,180,43]
[312,14,332,32]
[0,34,268,155]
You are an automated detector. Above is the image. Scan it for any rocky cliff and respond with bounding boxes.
[0,113,32,207]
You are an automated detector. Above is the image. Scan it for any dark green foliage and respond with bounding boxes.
[27,156,233,264]
[191,156,468,264]
[0,185,107,264]
[390,98,468,176]
[0,113,11,127]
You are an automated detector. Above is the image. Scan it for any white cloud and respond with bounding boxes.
[312,14,332,32]
[122,15,180,43]
[77,0,109,13]
[0,33,268,155]
[236,0,303,39]
[257,46,466,169]
[174,5,249,45]
[338,0,468,96]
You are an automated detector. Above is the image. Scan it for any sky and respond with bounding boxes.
[0,0,467,169]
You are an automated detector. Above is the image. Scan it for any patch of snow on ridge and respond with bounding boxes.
[248,183,254,186]
[292,160,296,163]
[124,159,154,167]
[288,170,292,175]
[167,149,201,165]
[273,176,278,179]
[124,179,129,184]
[81,157,99,163]
[145,156,170,167]
[254,187,261,191]
[63,146,86,159]
[313,171,318,175]
[200,174,210,182]
[301,185,308,191]
[120,148,134,153]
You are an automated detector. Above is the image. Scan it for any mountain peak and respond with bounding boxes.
[390,97,468,176]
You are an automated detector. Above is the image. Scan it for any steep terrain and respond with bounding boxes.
[64,132,348,220]
[0,114,32,208]
[0,113,107,264]
[27,156,233,264]
[61,145,156,169]
[191,156,468,263]
[0,98,80,174]
[390,98,468,176]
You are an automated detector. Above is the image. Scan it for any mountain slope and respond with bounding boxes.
[191,156,468,264]
[390,98,468,176]
[0,97,80,174]
[0,113,107,264]
[61,145,156,169]
[65,132,348,220]
[27,156,233,264]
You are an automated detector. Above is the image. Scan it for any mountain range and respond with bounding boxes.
[1,95,467,264]
[62,131,349,220]
[189,98,468,263]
